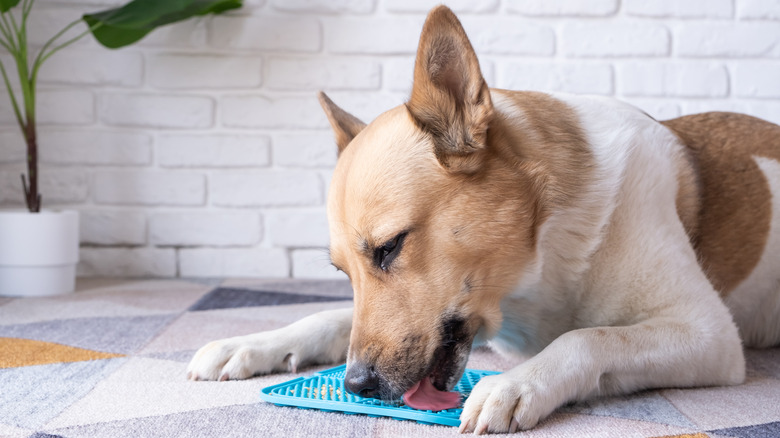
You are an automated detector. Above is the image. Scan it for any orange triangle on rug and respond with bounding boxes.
[0,337,124,368]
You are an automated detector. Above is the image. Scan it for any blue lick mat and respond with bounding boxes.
[259,364,499,427]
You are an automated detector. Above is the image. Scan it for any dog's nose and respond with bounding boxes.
[344,362,380,398]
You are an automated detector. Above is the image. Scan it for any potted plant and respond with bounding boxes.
[0,0,241,296]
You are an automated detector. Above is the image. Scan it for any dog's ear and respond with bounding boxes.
[407,5,493,173]
[318,91,366,155]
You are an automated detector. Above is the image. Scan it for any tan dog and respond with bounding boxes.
[188,6,780,433]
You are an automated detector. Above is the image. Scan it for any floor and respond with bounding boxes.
[1,278,779,438]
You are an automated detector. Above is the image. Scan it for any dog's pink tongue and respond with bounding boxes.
[402,377,461,411]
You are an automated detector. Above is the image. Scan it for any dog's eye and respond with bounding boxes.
[374,232,408,271]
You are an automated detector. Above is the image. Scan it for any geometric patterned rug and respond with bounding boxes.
[1,278,778,438]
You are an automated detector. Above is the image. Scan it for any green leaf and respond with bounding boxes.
[83,0,241,49]
[0,0,21,13]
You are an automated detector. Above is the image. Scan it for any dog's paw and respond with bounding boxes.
[186,333,298,381]
[458,372,556,434]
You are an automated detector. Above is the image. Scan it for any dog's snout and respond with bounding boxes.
[344,362,381,398]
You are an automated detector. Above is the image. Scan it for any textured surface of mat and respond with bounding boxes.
[260,364,501,426]
[1,278,779,438]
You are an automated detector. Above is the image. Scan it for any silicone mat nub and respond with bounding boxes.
[260,364,500,427]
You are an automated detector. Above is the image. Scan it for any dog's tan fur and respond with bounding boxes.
[664,113,779,295]
[188,6,780,434]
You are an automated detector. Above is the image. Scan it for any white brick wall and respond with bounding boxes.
[506,0,617,16]
[37,90,96,125]
[266,58,381,90]
[78,247,177,277]
[617,62,729,98]
[100,93,215,128]
[266,209,330,247]
[2,0,778,279]
[39,129,153,165]
[675,22,780,57]
[37,50,144,87]
[733,62,780,97]
[149,211,262,246]
[148,54,263,89]
[272,132,338,168]
[221,95,328,129]
[461,18,555,55]
[93,171,206,206]
[157,134,271,168]
[179,247,289,277]
[624,0,733,18]
[561,22,670,57]
[209,16,322,52]
[79,210,147,246]
[210,171,322,207]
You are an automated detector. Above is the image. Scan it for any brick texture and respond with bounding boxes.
[38,90,95,125]
[323,17,424,54]
[209,16,321,52]
[273,132,338,168]
[506,0,618,16]
[498,62,613,94]
[100,93,214,129]
[148,54,262,89]
[79,210,147,246]
[37,50,143,87]
[733,62,780,98]
[4,1,776,278]
[624,0,733,18]
[149,212,262,246]
[38,169,90,204]
[0,130,25,163]
[460,18,555,55]
[93,171,206,206]
[157,134,271,168]
[266,209,330,247]
[617,62,729,97]
[272,0,375,14]
[562,22,670,57]
[675,23,780,57]
[179,248,289,277]
[738,0,780,19]
[266,58,381,90]
[221,95,328,129]
[210,171,322,207]
[39,129,153,166]
[386,0,498,13]
[78,248,177,277]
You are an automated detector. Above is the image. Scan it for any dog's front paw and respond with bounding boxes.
[186,333,296,381]
[459,372,555,434]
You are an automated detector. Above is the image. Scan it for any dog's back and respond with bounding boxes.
[664,113,780,348]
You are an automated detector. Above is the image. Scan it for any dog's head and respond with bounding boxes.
[322,6,539,400]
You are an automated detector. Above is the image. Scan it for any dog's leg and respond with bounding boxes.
[187,307,353,381]
[459,315,745,434]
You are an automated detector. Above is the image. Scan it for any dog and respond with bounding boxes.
[187,6,780,434]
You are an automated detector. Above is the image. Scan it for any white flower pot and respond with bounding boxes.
[0,209,79,297]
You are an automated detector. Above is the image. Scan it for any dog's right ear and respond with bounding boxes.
[318,91,366,155]
[407,6,493,173]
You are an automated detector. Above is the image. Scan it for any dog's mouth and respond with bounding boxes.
[400,315,473,409]
[429,323,470,391]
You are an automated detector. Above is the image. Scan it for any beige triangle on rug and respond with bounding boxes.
[0,337,124,368]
